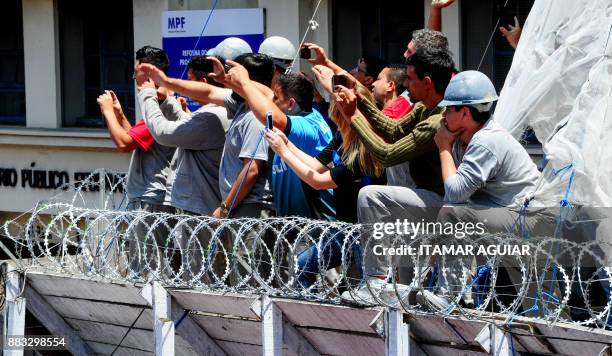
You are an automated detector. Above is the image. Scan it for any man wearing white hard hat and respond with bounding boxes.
[211,37,253,61]
[258,36,297,87]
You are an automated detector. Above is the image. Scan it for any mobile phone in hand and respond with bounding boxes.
[266,112,274,130]
[331,74,348,89]
[300,47,312,59]
[202,58,215,73]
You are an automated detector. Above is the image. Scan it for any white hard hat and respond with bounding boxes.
[258,36,296,61]
[213,37,252,60]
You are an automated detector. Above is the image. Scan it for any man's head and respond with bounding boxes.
[273,73,314,115]
[372,65,408,105]
[134,46,169,83]
[404,47,454,103]
[350,56,388,88]
[187,55,224,87]
[439,70,498,131]
[404,29,449,58]
[233,53,275,88]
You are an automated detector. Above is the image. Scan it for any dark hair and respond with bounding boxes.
[411,29,449,51]
[278,74,314,112]
[234,53,274,87]
[187,55,224,87]
[405,47,454,94]
[464,105,491,124]
[187,55,208,81]
[362,56,388,80]
[387,64,408,95]
[136,46,169,74]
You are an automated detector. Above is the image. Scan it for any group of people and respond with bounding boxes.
[98,0,538,302]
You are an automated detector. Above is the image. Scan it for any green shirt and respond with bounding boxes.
[351,98,444,195]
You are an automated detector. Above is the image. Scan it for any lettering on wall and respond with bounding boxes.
[0,162,125,193]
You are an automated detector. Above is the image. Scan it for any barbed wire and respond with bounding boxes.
[1,170,611,329]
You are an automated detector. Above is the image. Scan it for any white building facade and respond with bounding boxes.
[0,0,534,220]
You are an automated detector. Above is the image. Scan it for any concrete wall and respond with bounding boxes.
[22,0,61,129]
[0,144,130,213]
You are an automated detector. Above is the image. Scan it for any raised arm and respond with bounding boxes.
[265,129,337,190]
[98,91,137,152]
[350,112,441,166]
[138,63,227,106]
[303,42,361,86]
[222,60,289,132]
[428,0,456,32]
[335,86,440,166]
[356,93,425,142]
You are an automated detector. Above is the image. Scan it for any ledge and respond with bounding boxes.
[0,127,118,151]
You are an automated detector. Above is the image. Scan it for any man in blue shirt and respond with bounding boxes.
[270,74,334,219]
[223,69,334,219]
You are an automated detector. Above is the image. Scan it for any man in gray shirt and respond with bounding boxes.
[99,46,176,278]
[138,53,276,220]
[434,71,540,224]
[99,46,176,212]
[138,56,231,216]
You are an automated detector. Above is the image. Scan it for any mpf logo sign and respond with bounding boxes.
[162,9,265,112]
[168,16,186,30]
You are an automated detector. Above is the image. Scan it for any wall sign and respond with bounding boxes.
[162,8,265,110]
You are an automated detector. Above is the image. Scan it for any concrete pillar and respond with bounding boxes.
[22,0,62,129]
[261,295,283,356]
[133,0,169,120]
[151,281,174,356]
[3,263,26,356]
[385,308,409,356]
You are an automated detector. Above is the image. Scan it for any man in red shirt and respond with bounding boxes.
[371,65,412,119]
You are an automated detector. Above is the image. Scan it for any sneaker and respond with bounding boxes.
[415,289,452,311]
[341,278,414,306]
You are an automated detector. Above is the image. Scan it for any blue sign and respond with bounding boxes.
[162,9,265,110]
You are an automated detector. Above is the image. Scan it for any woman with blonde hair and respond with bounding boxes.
[265,81,385,223]
[265,78,386,289]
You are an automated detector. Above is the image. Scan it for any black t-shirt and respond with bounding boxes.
[316,131,385,223]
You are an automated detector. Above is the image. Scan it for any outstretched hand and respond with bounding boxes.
[311,65,335,94]
[303,42,329,66]
[333,85,358,121]
[137,63,168,87]
[265,128,289,155]
[223,60,251,89]
[97,91,115,112]
[431,0,455,9]
[205,56,228,84]
[499,16,522,49]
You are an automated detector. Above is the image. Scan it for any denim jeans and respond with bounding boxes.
[296,229,363,289]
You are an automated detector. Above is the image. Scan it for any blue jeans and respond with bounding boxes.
[296,230,362,289]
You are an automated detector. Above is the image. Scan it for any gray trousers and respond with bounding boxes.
[224,203,276,286]
[126,200,174,279]
[357,185,444,279]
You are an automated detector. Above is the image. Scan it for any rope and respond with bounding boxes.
[286,0,324,74]
[477,0,511,71]
[178,0,220,80]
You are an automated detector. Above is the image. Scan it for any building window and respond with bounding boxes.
[462,0,538,146]
[332,0,423,69]
[0,0,26,125]
[59,0,134,128]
